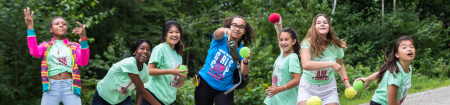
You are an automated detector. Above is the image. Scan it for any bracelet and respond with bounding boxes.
[342,78,348,83]
[243,60,249,65]
[81,37,87,41]
[283,85,287,90]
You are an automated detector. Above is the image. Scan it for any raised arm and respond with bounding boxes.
[73,22,89,66]
[24,7,46,58]
[274,18,283,52]
[274,17,283,37]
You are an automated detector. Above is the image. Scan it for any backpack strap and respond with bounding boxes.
[224,35,243,95]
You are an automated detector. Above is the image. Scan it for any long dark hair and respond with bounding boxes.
[162,20,184,56]
[222,15,255,46]
[281,28,301,60]
[302,14,347,57]
[376,36,414,85]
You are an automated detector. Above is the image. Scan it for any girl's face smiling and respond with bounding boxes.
[279,32,296,53]
[165,25,181,46]
[315,16,329,35]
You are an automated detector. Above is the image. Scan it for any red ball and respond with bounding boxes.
[269,13,280,23]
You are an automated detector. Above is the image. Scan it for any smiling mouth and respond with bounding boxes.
[141,55,148,59]
[407,52,413,56]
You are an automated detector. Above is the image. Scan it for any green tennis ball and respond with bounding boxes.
[353,80,364,92]
[178,65,187,75]
[345,87,357,99]
[240,47,250,58]
[306,96,322,105]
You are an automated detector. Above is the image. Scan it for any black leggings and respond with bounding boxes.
[194,76,234,105]
[370,100,382,105]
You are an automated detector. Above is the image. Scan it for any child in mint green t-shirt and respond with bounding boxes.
[297,14,353,105]
[138,21,188,105]
[355,36,416,105]
[92,39,161,105]
[264,21,302,105]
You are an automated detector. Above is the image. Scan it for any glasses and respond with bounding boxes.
[230,23,246,32]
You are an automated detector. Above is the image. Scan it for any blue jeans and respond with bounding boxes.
[92,89,132,105]
[41,79,81,105]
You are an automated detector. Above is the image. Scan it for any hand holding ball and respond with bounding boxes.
[353,80,364,92]
[345,87,357,99]
[306,96,322,105]
[269,13,281,23]
[240,47,250,58]
[178,65,187,75]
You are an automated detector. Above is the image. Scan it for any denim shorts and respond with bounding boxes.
[41,79,81,105]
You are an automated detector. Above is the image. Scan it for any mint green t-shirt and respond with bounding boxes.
[47,40,73,77]
[300,40,344,85]
[264,52,302,105]
[144,43,183,105]
[372,61,412,105]
[96,57,150,104]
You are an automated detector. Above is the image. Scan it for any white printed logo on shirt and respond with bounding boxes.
[115,80,135,95]
[272,62,283,86]
[169,58,181,87]
[399,79,411,103]
[311,57,333,80]
[207,49,234,81]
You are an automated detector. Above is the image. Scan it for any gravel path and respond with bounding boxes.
[359,85,450,105]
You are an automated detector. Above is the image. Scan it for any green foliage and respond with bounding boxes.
[1,0,449,104]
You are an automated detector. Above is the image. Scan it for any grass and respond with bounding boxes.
[339,76,450,105]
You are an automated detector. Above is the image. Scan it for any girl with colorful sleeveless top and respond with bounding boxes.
[92,39,160,105]
[194,15,255,105]
[137,20,188,105]
[297,14,352,105]
[264,18,302,105]
[355,36,415,105]
[23,7,89,105]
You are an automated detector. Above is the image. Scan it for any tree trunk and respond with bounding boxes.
[382,0,384,25]
[393,0,396,11]
[330,0,337,23]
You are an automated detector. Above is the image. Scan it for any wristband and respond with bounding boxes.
[80,38,89,49]
[243,60,249,65]
[284,85,287,90]
[342,78,348,83]
[27,29,35,36]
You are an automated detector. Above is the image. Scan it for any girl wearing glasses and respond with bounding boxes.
[194,15,255,105]
[297,14,352,105]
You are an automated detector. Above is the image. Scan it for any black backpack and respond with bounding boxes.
[223,38,250,95]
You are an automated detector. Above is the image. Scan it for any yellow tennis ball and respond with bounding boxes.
[345,87,357,99]
[306,96,322,105]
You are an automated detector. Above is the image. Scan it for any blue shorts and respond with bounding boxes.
[41,79,81,105]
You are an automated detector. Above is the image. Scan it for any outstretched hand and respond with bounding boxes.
[24,7,34,29]
[72,22,86,39]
